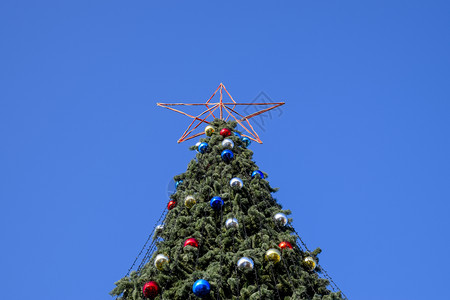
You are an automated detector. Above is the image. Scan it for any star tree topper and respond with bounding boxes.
[157,83,285,144]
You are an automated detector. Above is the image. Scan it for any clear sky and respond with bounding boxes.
[1,1,449,299]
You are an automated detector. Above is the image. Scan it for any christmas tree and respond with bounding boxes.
[111,85,345,300]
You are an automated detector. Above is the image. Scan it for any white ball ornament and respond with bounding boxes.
[237,257,254,270]
[225,218,239,229]
[274,213,288,226]
[222,138,234,149]
[230,177,244,189]
[154,254,169,270]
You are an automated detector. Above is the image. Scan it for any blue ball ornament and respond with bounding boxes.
[192,279,211,298]
[198,142,208,154]
[241,137,251,147]
[175,180,183,189]
[233,132,242,138]
[252,170,264,179]
[210,196,224,210]
[221,149,234,163]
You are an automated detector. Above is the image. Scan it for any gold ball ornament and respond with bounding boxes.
[205,125,215,136]
[154,254,169,270]
[184,196,196,209]
[304,256,317,271]
[265,248,281,264]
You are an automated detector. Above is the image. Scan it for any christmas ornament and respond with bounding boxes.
[252,170,264,179]
[221,150,234,163]
[265,249,281,263]
[195,142,201,151]
[225,218,239,229]
[205,125,215,136]
[220,128,232,137]
[192,279,211,298]
[241,137,251,147]
[142,281,159,299]
[222,138,234,149]
[278,241,293,250]
[167,200,177,210]
[154,254,169,270]
[198,142,208,154]
[233,132,242,138]
[230,177,244,188]
[175,180,183,189]
[274,212,288,226]
[154,224,164,236]
[237,257,254,270]
[157,83,284,143]
[210,196,224,210]
[184,196,196,209]
[304,256,317,271]
[184,238,199,248]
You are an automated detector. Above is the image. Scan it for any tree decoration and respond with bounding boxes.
[221,138,234,149]
[225,218,239,229]
[233,132,242,138]
[205,125,215,136]
[184,238,199,248]
[192,279,211,298]
[221,149,234,163]
[142,281,159,299]
[154,224,164,236]
[278,241,293,250]
[198,142,208,154]
[175,180,183,189]
[184,196,196,209]
[220,128,232,137]
[304,256,317,271]
[167,200,177,210]
[241,137,251,147]
[237,257,254,271]
[210,196,224,210]
[252,170,264,179]
[274,212,288,226]
[265,248,281,263]
[154,254,169,270]
[230,177,243,189]
[157,83,285,144]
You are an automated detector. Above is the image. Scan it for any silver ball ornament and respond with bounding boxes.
[237,257,254,270]
[225,218,239,229]
[230,177,244,189]
[274,213,288,226]
[222,138,234,149]
[154,224,164,236]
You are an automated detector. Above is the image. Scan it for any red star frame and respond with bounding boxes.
[157,83,285,144]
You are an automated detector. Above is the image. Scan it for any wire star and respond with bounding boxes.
[157,83,285,144]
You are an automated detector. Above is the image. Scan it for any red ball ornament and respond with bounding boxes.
[184,238,199,248]
[143,281,159,299]
[167,200,177,210]
[220,128,232,137]
[278,241,293,250]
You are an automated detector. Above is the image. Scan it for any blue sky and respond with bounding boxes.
[1,1,449,299]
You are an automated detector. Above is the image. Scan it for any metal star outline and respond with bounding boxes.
[157,83,285,144]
